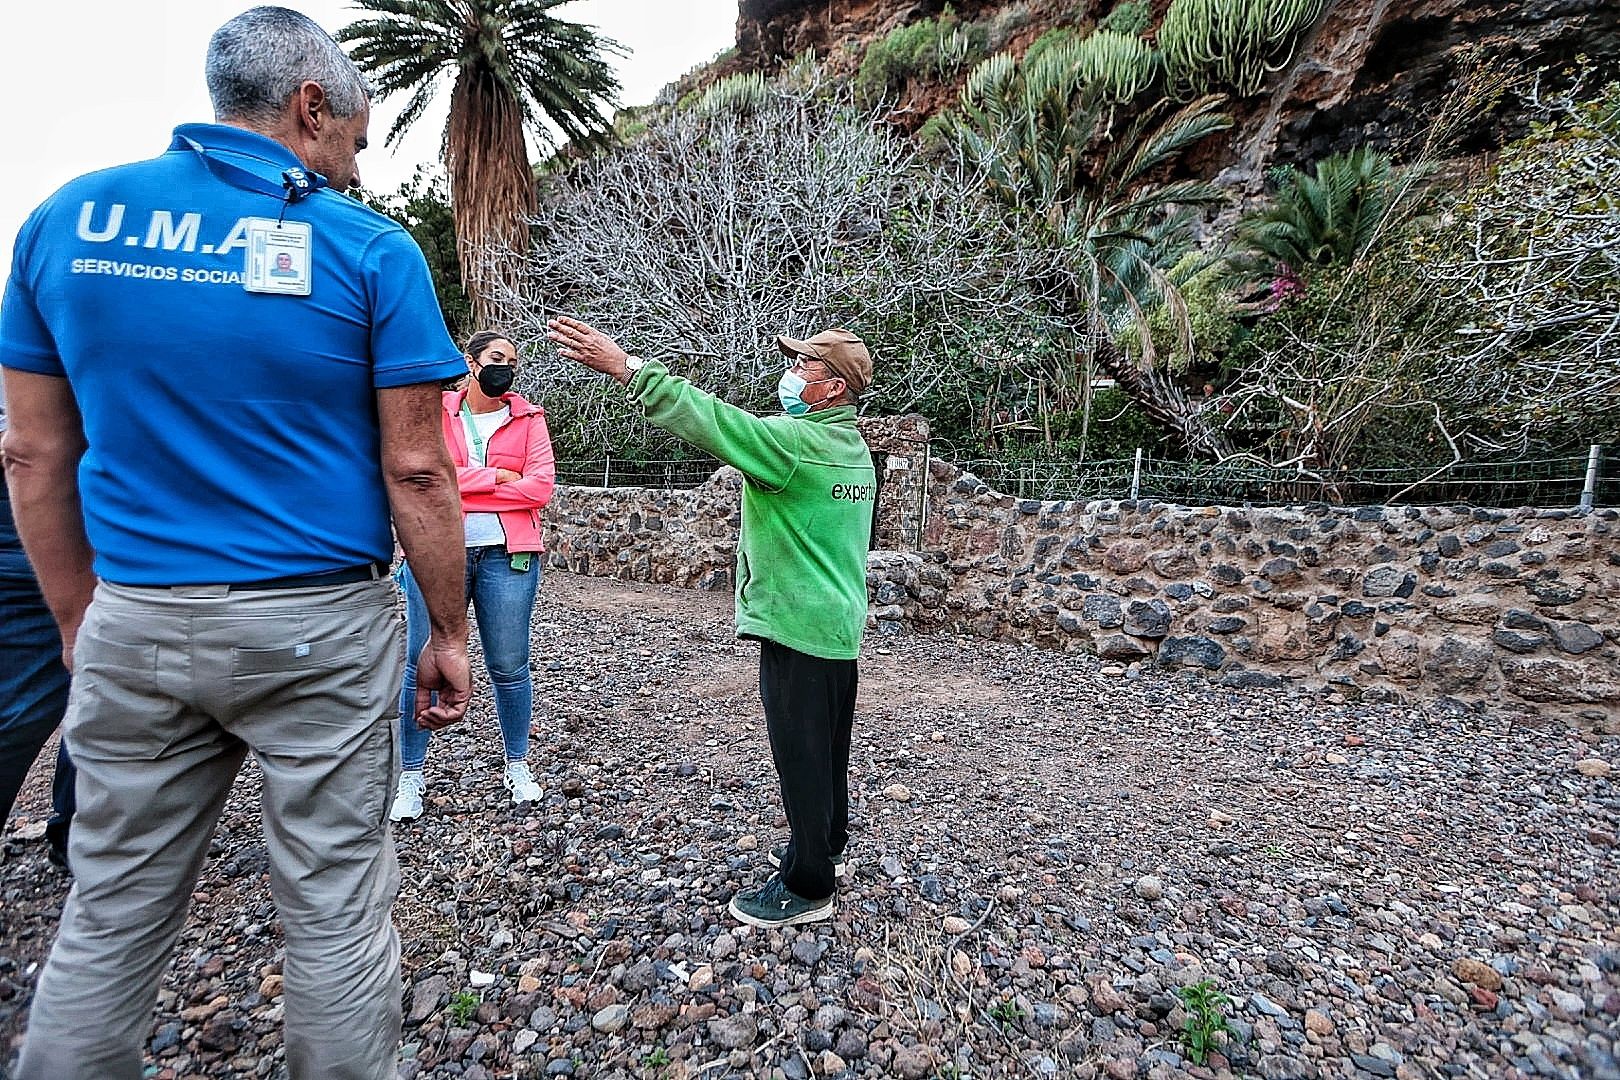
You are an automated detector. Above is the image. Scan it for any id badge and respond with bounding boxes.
[243,218,312,296]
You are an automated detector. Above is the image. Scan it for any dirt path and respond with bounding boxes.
[2,572,1616,1079]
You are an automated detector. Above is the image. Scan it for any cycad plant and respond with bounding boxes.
[1159,0,1328,98]
[339,0,623,323]
[952,51,1234,459]
[1236,147,1429,276]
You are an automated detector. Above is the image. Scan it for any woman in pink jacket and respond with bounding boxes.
[391,331,556,821]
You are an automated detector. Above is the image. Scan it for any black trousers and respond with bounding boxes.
[758,638,857,901]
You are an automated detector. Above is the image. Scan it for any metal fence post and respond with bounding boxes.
[1130,447,1143,500]
[918,440,931,551]
[603,454,611,489]
[1579,444,1602,510]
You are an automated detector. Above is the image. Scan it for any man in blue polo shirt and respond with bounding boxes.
[0,8,473,1079]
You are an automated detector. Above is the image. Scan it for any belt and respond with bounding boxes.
[123,561,391,593]
[230,561,389,592]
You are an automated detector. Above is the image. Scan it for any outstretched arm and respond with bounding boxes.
[547,316,799,491]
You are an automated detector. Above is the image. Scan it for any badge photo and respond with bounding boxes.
[243,217,313,296]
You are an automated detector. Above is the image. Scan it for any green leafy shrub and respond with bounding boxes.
[1099,0,1152,36]
[612,104,654,143]
[1119,262,1244,373]
[855,6,989,106]
[1074,388,1176,459]
[856,20,937,105]
[1022,26,1078,68]
[956,388,1174,464]
[914,113,956,156]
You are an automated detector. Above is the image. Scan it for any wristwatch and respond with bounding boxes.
[623,355,645,373]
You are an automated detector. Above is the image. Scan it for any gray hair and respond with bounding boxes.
[206,6,372,123]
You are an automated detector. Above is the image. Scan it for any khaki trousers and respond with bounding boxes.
[15,578,404,1080]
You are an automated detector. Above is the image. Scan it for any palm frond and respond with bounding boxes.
[1234,147,1434,276]
[339,0,625,319]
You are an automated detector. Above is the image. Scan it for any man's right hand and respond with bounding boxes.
[414,635,471,731]
[378,382,473,729]
[547,316,632,384]
[58,617,82,673]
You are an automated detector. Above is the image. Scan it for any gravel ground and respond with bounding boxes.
[2,571,1617,1080]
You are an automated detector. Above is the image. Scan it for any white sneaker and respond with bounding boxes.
[504,761,542,804]
[389,771,425,822]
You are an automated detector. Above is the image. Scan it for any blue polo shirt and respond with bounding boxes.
[0,124,466,585]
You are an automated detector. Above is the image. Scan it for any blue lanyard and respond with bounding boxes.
[173,134,328,220]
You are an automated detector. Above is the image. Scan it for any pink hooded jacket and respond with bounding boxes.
[441,388,556,553]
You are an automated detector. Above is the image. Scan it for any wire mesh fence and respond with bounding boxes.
[555,457,723,489]
[956,449,1612,508]
[554,447,1610,509]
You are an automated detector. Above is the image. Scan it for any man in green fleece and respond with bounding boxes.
[547,316,875,929]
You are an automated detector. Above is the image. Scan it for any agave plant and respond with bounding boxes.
[952,51,1235,458]
[1159,0,1328,97]
[1236,147,1431,275]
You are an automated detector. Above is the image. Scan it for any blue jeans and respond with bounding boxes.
[0,490,75,864]
[397,547,540,771]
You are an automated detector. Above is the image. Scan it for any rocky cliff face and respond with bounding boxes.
[733,0,1620,176]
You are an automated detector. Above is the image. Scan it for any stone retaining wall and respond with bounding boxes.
[545,417,1619,729]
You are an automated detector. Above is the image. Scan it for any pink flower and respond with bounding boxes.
[1263,263,1305,311]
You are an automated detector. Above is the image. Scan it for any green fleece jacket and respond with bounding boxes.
[627,360,876,660]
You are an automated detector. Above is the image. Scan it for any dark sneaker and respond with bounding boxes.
[768,846,848,878]
[727,875,836,929]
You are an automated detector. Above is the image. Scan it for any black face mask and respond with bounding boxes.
[475,363,514,397]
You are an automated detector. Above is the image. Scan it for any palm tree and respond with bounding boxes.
[951,44,1235,459]
[340,0,623,322]
[1235,148,1430,277]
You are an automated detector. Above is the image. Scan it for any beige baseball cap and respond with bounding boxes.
[776,328,872,395]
